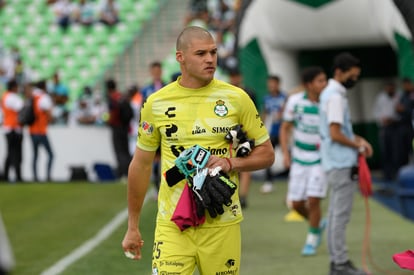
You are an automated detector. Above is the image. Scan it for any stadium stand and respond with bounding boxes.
[0,0,162,100]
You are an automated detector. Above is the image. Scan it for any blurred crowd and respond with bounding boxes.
[47,0,120,30]
[186,0,239,72]
[0,44,106,127]
[373,78,414,181]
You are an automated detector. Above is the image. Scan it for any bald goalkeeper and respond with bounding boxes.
[121,26,274,275]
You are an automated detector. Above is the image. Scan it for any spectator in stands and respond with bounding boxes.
[395,77,414,168]
[70,86,96,125]
[373,81,401,181]
[90,93,107,126]
[1,79,24,182]
[260,75,287,194]
[72,0,96,27]
[49,72,69,124]
[51,0,74,31]
[184,0,208,26]
[0,47,18,87]
[1,47,33,92]
[106,79,131,180]
[141,61,166,100]
[98,0,119,26]
[209,0,236,33]
[217,29,237,71]
[13,57,29,89]
[29,80,54,182]
[186,6,210,29]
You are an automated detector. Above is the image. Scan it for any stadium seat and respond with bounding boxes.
[16,37,31,49]
[67,24,88,43]
[0,0,162,100]
[91,24,110,43]
[112,22,137,44]
[0,27,17,47]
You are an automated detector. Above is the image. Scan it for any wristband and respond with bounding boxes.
[224,157,232,171]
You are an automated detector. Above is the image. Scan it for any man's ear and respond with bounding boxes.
[176,51,183,63]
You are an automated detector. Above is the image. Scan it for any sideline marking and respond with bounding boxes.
[40,193,152,275]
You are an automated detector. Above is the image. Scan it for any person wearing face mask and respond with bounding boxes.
[319,52,373,275]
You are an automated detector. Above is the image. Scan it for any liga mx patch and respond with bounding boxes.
[142,121,154,135]
[214,99,228,117]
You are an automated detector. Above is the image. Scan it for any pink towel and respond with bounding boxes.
[171,183,205,231]
[393,250,414,271]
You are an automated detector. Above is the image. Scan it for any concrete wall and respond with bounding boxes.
[0,126,118,182]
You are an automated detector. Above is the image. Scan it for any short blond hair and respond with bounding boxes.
[176,26,214,51]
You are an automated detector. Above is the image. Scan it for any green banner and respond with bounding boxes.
[394,32,414,81]
[239,38,268,112]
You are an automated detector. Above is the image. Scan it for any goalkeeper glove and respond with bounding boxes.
[224,124,255,157]
[190,169,237,218]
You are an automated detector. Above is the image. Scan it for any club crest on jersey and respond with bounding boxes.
[142,121,154,135]
[214,99,228,117]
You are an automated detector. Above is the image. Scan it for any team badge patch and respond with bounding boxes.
[214,99,228,117]
[142,121,154,135]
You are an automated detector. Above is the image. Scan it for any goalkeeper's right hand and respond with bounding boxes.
[190,170,237,218]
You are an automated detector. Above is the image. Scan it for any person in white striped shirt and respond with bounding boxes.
[280,66,328,256]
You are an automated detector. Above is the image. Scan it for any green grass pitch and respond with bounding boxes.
[0,181,412,275]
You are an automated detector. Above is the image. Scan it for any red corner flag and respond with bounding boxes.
[358,155,373,197]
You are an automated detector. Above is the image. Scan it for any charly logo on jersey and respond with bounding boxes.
[165,107,176,118]
[214,100,228,117]
[142,121,154,135]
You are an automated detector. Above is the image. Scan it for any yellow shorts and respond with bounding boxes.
[151,223,241,275]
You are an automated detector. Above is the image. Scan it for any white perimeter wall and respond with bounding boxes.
[0,126,118,182]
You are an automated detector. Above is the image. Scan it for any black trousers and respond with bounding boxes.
[379,124,400,180]
[3,130,23,182]
[111,126,131,178]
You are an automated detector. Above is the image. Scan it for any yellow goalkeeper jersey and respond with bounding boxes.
[137,77,269,227]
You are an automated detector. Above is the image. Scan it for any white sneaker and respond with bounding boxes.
[260,182,274,194]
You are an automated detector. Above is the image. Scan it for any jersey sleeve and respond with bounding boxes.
[136,97,161,151]
[239,90,269,146]
[282,94,296,122]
